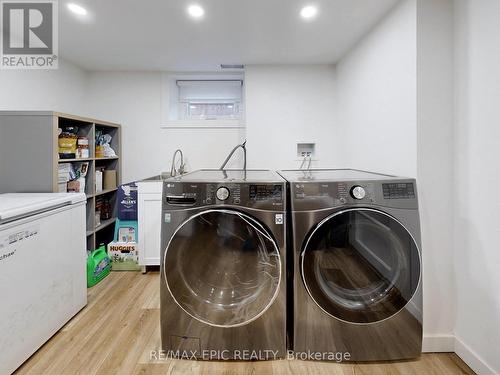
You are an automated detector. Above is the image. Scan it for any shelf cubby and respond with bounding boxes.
[0,111,122,252]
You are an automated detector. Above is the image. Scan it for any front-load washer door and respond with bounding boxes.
[301,208,421,324]
[164,209,281,328]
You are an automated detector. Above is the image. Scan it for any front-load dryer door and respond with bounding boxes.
[301,208,421,324]
[164,209,281,328]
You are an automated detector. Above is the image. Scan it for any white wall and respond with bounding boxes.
[86,66,341,182]
[244,65,342,170]
[2,3,498,373]
[336,0,417,178]
[454,1,500,373]
[335,0,457,349]
[416,0,456,351]
[0,59,88,115]
[86,72,245,183]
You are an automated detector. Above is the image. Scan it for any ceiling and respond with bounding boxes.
[59,0,400,71]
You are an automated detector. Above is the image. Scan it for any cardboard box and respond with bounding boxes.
[67,178,85,193]
[103,170,117,190]
[107,242,141,271]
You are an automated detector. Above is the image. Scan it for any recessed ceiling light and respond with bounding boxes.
[67,3,87,16]
[187,4,204,19]
[300,5,318,20]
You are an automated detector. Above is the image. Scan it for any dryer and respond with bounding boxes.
[160,170,287,360]
[278,169,422,361]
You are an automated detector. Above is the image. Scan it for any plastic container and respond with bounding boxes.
[58,132,77,159]
[76,137,89,159]
[95,145,105,158]
[86,245,111,288]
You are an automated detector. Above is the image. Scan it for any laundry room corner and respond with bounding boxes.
[1,0,499,374]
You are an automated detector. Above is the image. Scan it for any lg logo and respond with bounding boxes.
[1,0,58,69]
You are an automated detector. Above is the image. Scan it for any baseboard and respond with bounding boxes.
[422,334,455,352]
[423,334,498,374]
[455,335,497,375]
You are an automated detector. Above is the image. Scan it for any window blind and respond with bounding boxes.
[176,80,243,102]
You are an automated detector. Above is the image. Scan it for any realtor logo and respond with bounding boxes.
[1,0,58,69]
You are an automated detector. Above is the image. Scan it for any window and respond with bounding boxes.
[162,73,245,128]
[177,80,243,120]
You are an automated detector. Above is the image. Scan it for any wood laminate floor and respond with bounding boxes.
[15,272,475,375]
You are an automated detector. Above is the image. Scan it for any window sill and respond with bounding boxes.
[161,119,245,129]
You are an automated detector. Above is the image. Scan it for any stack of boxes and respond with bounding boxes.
[57,163,87,193]
[108,183,140,271]
[57,164,71,193]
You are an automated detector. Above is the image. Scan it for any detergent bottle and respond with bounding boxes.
[86,244,111,288]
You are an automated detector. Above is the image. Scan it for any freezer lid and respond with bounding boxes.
[0,193,86,223]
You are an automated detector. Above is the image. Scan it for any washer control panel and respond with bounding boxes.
[249,184,283,201]
[216,186,230,201]
[206,184,241,205]
[204,183,282,207]
[164,181,284,209]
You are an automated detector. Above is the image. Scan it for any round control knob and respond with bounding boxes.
[350,186,366,200]
[216,186,230,201]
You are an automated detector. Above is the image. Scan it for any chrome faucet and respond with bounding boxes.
[170,149,186,177]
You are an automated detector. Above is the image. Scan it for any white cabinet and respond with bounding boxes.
[138,181,163,267]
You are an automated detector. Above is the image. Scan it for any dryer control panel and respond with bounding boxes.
[382,182,416,199]
[291,179,417,210]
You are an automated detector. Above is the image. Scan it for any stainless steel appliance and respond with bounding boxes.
[278,169,422,361]
[160,170,287,360]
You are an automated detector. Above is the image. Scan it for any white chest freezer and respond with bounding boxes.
[0,193,87,375]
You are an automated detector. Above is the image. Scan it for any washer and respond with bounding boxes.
[160,169,287,360]
[278,169,422,361]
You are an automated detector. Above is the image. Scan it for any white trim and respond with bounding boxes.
[421,334,498,374]
[422,334,455,352]
[455,335,498,375]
